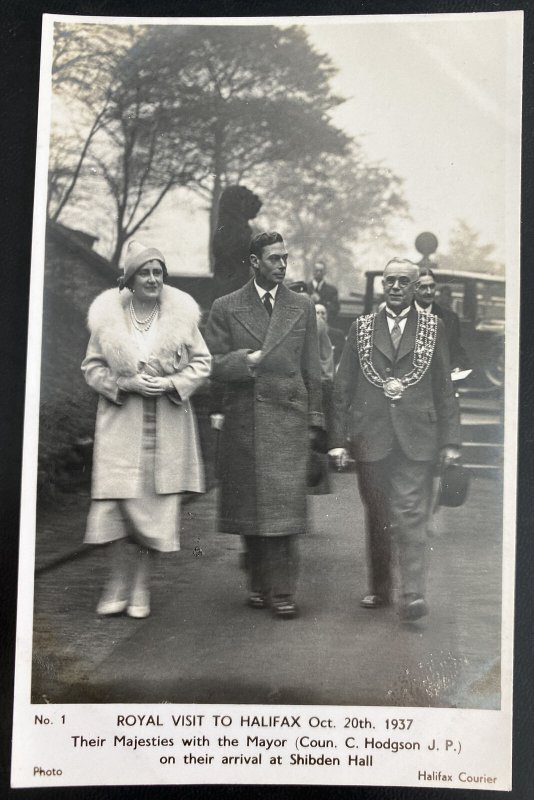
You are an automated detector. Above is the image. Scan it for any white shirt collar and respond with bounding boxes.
[385,304,410,334]
[385,305,411,319]
[254,281,279,301]
[415,300,433,314]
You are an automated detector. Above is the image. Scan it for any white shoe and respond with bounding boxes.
[127,592,150,618]
[97,598,128,616]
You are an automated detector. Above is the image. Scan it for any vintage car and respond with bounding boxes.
[338,269,505,389]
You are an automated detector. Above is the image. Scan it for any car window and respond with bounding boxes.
[366,273,505,323]
[371,274,469,317]
[475,280,505,322]
[371,276,385,312]
[435,279,466,318]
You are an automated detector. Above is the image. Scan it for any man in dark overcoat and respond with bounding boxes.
[414,267,470,370]
[329,258,461,621]
[306,260,340,324]
[204,231,324,618]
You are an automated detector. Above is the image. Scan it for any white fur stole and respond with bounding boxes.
[87,285,201,376]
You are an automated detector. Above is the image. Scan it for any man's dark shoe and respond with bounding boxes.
[398,594,428,622]
[360,594,389,609]
[271,595,298,619]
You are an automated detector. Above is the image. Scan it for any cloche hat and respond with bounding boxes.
[119,240,166,289]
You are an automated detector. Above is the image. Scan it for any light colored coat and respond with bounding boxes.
[205,280,323,537]
[82,286,211,499]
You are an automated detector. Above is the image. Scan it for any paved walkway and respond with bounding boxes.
[32,473,502,708]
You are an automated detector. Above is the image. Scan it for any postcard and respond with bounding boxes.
[11,11,521,790]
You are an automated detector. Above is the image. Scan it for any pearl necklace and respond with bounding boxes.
[129,299,159,332]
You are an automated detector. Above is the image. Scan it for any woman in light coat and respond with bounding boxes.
[82,240,211,618]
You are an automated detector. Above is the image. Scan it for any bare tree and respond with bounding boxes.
[88,50,209,265]
[48,23,140,224]
[49,22,405,271]
[126,25,351,264]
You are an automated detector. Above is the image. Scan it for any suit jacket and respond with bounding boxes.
[327,325,346,366]
[331,307,461,462]
[432,302,470,369]
[306,279,340,322]
[204,280,323,536]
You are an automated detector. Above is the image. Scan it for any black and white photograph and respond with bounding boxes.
[10,10,521,790]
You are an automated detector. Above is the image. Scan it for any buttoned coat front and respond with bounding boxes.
[332,307,461,462]
[205,280,323,537]
[82,286,211,499]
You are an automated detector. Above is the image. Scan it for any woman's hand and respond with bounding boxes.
[145,376,175,395]
[117,374,173,397]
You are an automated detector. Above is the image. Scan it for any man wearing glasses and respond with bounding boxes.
[329,258,461,621]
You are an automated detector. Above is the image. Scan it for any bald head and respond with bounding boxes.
[382,258,418,312]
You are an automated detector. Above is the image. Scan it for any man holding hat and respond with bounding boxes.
[329,258,461,621]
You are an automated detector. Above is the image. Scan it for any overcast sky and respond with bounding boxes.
[56,12,522,277]
[142,12,522,275]
[304,13,521,265]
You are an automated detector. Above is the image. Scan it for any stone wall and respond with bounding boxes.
[38,222,216,500]
[38,225,118,499]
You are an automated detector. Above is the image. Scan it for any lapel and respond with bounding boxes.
[396,306,418,363]
[373,306,418,364]
[231,280,270,345]
[432,301,444,319]
[373,308,395,363]
[262,283,306,357]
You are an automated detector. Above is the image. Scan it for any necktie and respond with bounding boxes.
[387,312,402,351]
[263,292,273,317]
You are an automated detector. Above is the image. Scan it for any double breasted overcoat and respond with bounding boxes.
[205,280,323,537]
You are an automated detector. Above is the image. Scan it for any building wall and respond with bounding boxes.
[38,224,216,500]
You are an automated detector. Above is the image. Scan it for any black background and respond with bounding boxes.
[1,1,533,798]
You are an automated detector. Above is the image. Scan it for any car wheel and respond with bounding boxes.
[483,334,505,388]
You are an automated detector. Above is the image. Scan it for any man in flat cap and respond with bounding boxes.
[329,258,461,621]
[205,232,323,618]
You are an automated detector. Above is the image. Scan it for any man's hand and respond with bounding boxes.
[440,445,461,467]
[328,447,350,469]
[246,350,263,368]
[210,414,225,431]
